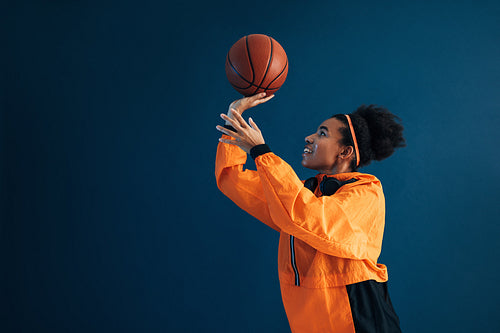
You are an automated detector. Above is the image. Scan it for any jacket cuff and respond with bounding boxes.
[250,144,271,160]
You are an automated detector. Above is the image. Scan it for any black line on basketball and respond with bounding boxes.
[252,36,274,95]
[230,81,268,90]
[226,69,271,90]
[232,58,287,93]
[227,55,253,89]
[245,36,255,87]
[265,59,288,90]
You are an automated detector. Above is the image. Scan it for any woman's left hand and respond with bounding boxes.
[216,109,265,154]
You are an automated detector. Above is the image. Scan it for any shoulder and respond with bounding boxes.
[352,172,381,186]
[340,172,384,199]
[333,172,382,188]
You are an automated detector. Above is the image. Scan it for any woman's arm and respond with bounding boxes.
[215,94,280,232]
[215,135,280,232]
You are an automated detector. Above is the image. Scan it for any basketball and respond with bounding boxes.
[225,34,288,97]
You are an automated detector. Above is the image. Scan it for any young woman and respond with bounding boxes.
[215,93,405,333]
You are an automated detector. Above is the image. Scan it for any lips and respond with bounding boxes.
[303,145,313,154]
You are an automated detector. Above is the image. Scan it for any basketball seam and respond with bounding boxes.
[228,80,276,90]
[265,59,288,90]
[228,59,287,91]
[252,36,274,95]
[227,55,253,89]
[245,36,255,88]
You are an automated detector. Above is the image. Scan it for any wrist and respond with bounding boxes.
[250,144,271,160]
[225,110,243,125]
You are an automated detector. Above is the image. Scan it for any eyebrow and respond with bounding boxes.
[319,126,329,132]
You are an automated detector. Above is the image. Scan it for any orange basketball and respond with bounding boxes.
[225,34,288,97]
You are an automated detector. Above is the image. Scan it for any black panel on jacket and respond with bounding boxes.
[305,176,402,332]
[346,280,402,333]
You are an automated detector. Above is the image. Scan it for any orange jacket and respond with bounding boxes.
[215,135,388,288]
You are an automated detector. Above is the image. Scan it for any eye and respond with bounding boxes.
[319,131,326,136]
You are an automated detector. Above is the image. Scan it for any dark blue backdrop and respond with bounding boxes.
[3,0,499,332]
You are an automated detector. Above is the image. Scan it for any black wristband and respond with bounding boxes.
[223,124,237,133]
[250,144,272,160]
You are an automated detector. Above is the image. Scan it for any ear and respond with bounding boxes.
[339,146,354,160]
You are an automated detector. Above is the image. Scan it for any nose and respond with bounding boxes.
[305,134,314,144]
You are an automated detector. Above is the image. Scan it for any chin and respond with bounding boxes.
[301,159,314,170]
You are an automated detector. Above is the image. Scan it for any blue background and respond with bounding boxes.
[2,0,499,332]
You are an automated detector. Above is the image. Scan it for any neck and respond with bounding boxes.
[319,162,353,175]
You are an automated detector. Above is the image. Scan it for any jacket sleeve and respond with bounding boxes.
[254,152,384,259]
[215,135,280,232]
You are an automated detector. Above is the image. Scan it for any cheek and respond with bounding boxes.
[327,139,344,156]
[316,144,337,163]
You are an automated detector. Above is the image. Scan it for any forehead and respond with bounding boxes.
[318,117,345,133]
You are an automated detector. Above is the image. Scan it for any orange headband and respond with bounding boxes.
[344,114,360,167]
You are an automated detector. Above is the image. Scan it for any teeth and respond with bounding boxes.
[304,148,312,153]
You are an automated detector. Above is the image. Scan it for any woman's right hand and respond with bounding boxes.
[224,93,275,125]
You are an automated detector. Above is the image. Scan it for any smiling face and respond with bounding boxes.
[302,117,354,174]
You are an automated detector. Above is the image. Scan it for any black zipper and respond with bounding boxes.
[290,235,300,286]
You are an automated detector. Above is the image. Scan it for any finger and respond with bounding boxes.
[248,92,267,102]
[230,109,249,128]
[261,94,275,103]
[252,94,275,106]
[216,124,238,137]
[220,113,243,130]
[248,117,260,132]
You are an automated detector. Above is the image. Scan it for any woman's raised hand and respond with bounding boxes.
[224,93,274,125]
[216,109,266,154]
